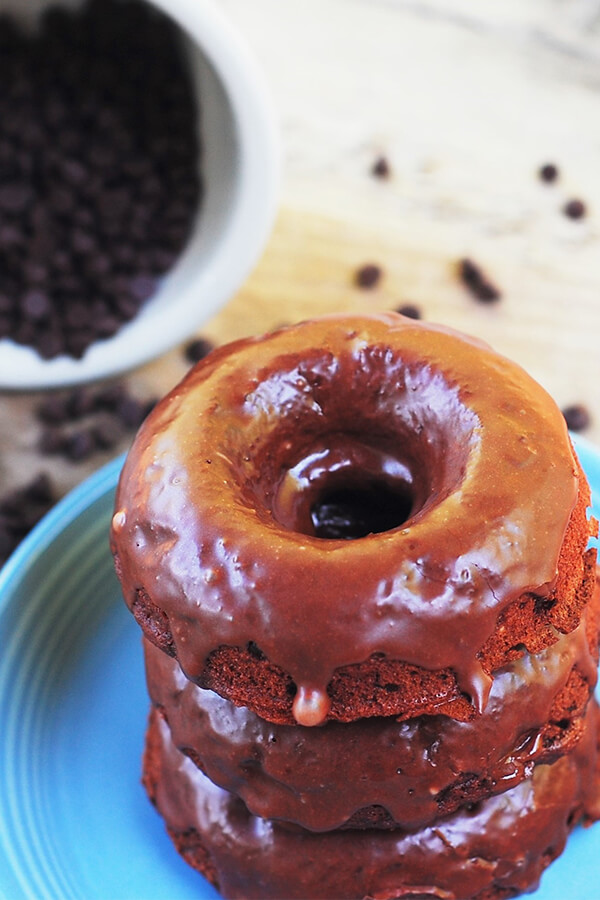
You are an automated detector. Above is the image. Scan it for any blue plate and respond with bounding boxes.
[0,438,598,900]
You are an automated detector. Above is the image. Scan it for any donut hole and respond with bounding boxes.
[236,346,479,539]
[311,479,414,540]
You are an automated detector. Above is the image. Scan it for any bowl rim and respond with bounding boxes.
[0,0,281,391]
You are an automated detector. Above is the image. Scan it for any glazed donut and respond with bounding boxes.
[142,703,600,900]
[111,313,597,726]
[144,578,598,832]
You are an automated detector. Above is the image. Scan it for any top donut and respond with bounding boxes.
[111,313,596,726]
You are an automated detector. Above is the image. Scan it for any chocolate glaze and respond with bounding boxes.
[111,314,580,725]
[143,702,600,900]
[144,589,597,831]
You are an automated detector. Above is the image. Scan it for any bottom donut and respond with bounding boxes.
[143,702,600,900]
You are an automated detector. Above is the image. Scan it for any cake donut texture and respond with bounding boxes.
[143,576,599,832]
[142,703,600,900]
[111,313,596,727]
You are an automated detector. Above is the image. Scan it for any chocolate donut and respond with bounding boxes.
[142,702,600,900]
[111,313,596,726]
[144,578,598,832]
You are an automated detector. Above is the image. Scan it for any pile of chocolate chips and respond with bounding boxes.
[0,0,201,360]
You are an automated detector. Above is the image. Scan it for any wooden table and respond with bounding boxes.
[1,0,600,504]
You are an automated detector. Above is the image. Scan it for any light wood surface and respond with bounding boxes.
[1,0,600,503]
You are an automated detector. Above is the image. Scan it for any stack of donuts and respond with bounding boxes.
[111,313,600,900]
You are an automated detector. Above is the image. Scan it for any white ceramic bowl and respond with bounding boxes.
[0,0,280,390]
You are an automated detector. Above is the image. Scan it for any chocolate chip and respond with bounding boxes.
[355,263,383,289]
[458,258,501,303]
[90,417,122,450]
[36,394,72,424]
[38,426,66,455]
[61,158,88,186]
[115,396,147,429]
[563,199,586,220]
[22,289,51,321]
[63,429,96,462]
[94,382,128,411]
[184,336,215,364]
[0,526,13,560]
[562,404,591,432]
[24,262,49,285]
[538,163,559,184]
[24,472,54,505]
[129,275,157,304]
[65,330,93,359]
[0,224,23,248]
[0,182,32,213]
[395,303,422,320]
[67,387,97,419]
[371,155,391,179]
[70,229,96,256]
[36,331,65,360]
[95,313,123,339]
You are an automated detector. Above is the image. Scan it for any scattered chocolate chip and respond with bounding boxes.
[38,426,66,455]
[395,303,422,320]
[115,396,148,429]
[63,429,96,462]
[0,526,12,560]
[93,382,128,411]
[371,155,391,179]
[0,472,56,564]
[355,263,383,290]
[184,336,215,365]
[90,417,122,450]
[36,394,72,424]
[67,387,97,419]
[562,404,591,432]
[563,199,586,220]
[458,258,501,303]
[538,163,559,184]
[23,472,54,505]
[0,0,201,361]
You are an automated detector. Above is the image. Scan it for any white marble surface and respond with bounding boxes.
[1,0,600,501]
